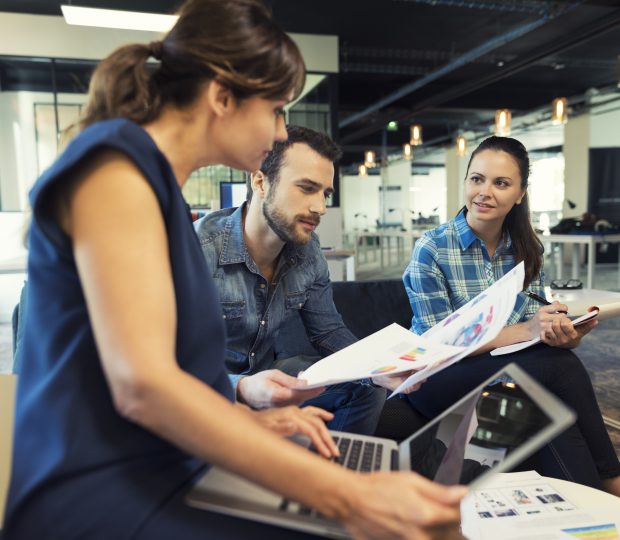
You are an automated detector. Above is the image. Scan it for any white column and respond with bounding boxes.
[563,113,590,215]
[445,146,467,218]
[386,160,412,230]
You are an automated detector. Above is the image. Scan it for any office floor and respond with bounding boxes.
[1,248,619,456]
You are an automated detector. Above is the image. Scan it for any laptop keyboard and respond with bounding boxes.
[280,435,397,517]
[332,436,383,472]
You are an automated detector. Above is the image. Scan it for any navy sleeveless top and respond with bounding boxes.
[4,119,234,539]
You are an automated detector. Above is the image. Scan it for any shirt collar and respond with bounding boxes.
[454,208,512,253]
[219,202,308,266]
[454,208,478,251]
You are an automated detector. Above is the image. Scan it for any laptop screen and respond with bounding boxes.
[405,373,553,486]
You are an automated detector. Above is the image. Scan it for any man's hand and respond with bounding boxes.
[237,369,325,409]
[371,371,426,394]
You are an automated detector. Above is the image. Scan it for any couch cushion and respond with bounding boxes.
[331,279,413,337]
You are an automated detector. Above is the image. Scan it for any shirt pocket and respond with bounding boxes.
[285,291,307,311]
[221,300,245,321]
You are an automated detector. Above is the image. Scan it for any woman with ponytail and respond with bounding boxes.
[403,135,620,496]
[4,1,467,538]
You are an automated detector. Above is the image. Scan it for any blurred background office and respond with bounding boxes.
[2,0,620,374]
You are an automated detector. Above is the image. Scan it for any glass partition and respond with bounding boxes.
[0,54,337,212]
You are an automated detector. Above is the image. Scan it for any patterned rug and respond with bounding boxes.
[575,317,620,456]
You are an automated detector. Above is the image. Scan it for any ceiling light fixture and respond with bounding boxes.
[410,124,423,146]
[61,5,178,32]
[364,150,376,168]
[456,135,467,156]
[495,109,511,136]
[551,97,568,125]
[358,164,368,176]
[402,143,413,160]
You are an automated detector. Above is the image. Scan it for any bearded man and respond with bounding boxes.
[194,125,394,434]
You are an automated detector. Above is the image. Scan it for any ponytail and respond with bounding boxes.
[80,0,305,130]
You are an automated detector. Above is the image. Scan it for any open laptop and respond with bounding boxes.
[186,363,576,538]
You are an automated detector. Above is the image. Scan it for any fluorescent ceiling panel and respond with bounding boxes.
[61,5,178,32]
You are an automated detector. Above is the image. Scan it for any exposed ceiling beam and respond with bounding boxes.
[392,0,561,14]
[341,5,620,144]
[338,1,581,129]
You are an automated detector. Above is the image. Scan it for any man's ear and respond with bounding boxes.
[205,80,235,118]
[251,171,268,200]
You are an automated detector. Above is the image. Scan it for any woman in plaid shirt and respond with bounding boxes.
[403,136,620,496]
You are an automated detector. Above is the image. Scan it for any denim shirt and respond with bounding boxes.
[194,204,357,390]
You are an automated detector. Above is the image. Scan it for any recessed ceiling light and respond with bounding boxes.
[61,5,178,32]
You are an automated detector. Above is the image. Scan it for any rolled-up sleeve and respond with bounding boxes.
[403,236,455,335]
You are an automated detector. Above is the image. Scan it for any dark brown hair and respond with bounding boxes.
[247,125,341,200]
[465,136,543,289]
[80,0,306,128]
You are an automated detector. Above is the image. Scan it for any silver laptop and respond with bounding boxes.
[186,363,576,538]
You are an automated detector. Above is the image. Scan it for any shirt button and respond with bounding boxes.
[250,352,255,357]
[299,303,303,308]
[260,320,265,326]
[260,284,265,289]
[222,315,227,320]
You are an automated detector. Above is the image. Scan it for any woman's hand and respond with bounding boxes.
[540,317,597,349]
[526,302,568,338]
[342,471,467,540]
[528,303,598,348]
[250,405,339,459]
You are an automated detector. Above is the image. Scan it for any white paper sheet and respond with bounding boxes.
[298,323,464,388]
[388,262,525,396]
[299,263,525,392]
[461,471,620,540]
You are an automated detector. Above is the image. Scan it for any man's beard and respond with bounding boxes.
[262,196,319,245]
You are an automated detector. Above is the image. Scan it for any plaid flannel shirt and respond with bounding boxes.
[403,210,544,335]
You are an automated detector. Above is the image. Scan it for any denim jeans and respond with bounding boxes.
[273,356,387,436]
[407,344,620,490]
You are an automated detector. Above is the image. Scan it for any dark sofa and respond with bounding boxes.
[276,279,429,441]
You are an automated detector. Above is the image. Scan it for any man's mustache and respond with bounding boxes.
[298,215,321,226]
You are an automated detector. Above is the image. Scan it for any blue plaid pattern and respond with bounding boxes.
[403,210,544,335]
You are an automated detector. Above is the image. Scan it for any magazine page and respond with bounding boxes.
[388,262,525,396]
[297,323,464,389]
[461,471,620,540]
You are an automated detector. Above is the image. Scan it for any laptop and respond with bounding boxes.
[186,363,576,538]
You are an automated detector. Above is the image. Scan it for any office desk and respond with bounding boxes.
[537,233,620,288]
[355,230,422,269]
[323,249,355,281]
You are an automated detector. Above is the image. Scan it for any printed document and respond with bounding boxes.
[461,471,620,540]
[298,262,525,392]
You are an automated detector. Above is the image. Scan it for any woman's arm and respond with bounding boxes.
[61,152,465,538]
[403,238,455,335]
